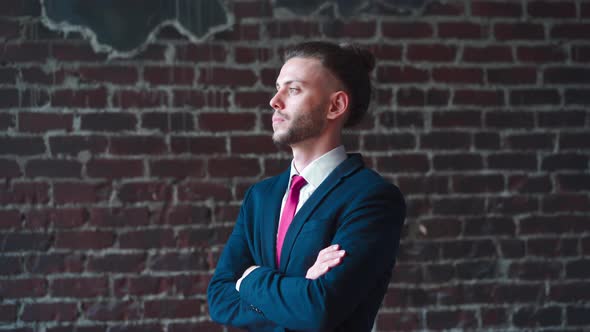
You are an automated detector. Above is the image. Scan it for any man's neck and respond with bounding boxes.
[290,136,341,173]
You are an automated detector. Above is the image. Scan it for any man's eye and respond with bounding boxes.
[288,88,299,94]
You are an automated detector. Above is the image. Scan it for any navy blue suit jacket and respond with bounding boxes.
[207,154,406,331]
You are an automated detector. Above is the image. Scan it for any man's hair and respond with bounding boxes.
[284,41,376,127]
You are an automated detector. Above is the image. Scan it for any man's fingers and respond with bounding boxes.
[317,249,345,264]
[319,244,340,255]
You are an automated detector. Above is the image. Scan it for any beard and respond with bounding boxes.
[272,105,326,146]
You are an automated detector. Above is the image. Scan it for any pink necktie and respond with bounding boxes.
[276,175,307,266]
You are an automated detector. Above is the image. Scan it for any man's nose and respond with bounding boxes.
[269,91,283,111]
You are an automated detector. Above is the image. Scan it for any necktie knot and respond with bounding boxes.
[290,175,307,193]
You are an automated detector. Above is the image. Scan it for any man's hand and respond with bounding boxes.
[305,244,345,280]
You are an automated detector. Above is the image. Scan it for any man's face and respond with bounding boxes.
[269,57,335,146]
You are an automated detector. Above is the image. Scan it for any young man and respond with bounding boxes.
[207,41,406,331]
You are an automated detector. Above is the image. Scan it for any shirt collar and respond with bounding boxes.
[288,145,347,190]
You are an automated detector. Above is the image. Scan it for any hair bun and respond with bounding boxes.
[340,43,376,72]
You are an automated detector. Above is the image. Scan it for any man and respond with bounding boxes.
[207,41,406,331]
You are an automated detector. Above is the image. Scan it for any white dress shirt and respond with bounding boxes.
[278,145,348,226]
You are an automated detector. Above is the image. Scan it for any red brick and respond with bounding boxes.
[150,159,205,178]
[55,231,115,249]
[51,277,108,297]
[0,182,49,205]
[172,90,230,108]
[485,111,535,128]
[234,46,273,64]
[487,67,537,85]
[134,43,167,61]
[113,276,172,296]
[488,196,539,214]
[177,181,232,202]
[88,254,146,273]
[234,91,271,108]
[542,153,588,171]
[475,132,501,150]
[198,67,257,86]
[366,44,403,61]
[20,88,50,107]
[22,303,77,322]
[567,306,590,326]
[87,159,144,178]
[49,135,108,156]
[510,89,561,105]
[464,216,515,236]
[462,45,513,63]
[163,205,211,226]
[432,67,483,84]
[382,22,433,38]
[433,153,483,171]
[527,1,576,18]
[113,90,169,108]
[488,153,537,170]
[545,67,590,84]
[168,322,223,332]
[0,304,18,322]
[266,21,320,38]
[51,88,108,108]
[495,23,545,40]
[149,252,208,271]
[583,3,590,17]
[119,229,176,249]
[18,112,72,133]
[0,278,46,298]
[509,175,552,193]
[513,306,561,327]
[199,112,256,132]
[434,198,486,216]
[0,88,19,108]
[110,136,166,155]
[407,44,456,62]
[551,23,590,39]
[52,42,106,61]
[432,110,481,128]
[170,136,227,154]
[0,113,14,130]
[118,182,172,202]
[377,66,429,83]
[560,133,590,149]
[0,158,21,178]
[396,175,449,195]
[520,215,588,235]
[324,20,376,38]
[438,22,486,39]
[233,1,272,18]
[144,66,194,86]
[472,1,523,17]
[0,68,17,84]
[25,208,86,229]
[80,113,137,131]
[25,159,82,178]
[550,282,590,302]
[0,42,49,62]
[82,301,141,321]
[25,253,84,274]
[572,45,590,62]
[178,226,232,248]
[0,209,20,229]
[75,66,138,85]
[364,133,416,151]
[230,135,278,154]
[377,154,430,173]
[89,207,149,227]
[452,174,504,193]
[420,132,471,150]
[0,256,21,275]
[209,157,260,177]
[506,133,555,150]
[144,299,202,318]
[176,44,227,62]
[21,67,64,84]
[558,174,590,192]
[0,19,21,40]
[427,309,477,329]
[454,90,504,106]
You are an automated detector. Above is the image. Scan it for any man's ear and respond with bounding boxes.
[327,91,349,121]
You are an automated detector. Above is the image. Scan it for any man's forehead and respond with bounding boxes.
[276,57,327,85]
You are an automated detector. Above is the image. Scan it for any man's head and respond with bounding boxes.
[270,41,375,147]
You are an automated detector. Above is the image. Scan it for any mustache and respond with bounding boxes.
[273,111,289,120]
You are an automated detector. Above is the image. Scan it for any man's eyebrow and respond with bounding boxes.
[276,80,306,88]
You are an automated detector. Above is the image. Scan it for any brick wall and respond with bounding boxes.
[1,0,589,331]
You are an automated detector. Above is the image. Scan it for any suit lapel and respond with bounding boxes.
[279,154,365,271]
[261,169,290,270]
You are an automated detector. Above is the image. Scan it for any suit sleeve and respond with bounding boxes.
[238,182,406,330]
[207,188,276,329]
